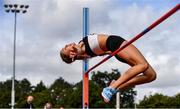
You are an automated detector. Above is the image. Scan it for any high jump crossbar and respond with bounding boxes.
[85,4,180,74]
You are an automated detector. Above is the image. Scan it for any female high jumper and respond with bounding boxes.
[60,33,156,103]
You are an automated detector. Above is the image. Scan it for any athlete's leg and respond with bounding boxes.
[110,63,148,89]
[110,44,156,90]
[102,44,156,102]
[113,64,156,90]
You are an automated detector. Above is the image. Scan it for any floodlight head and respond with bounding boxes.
[22,10,27,13]
[9,4,13,8]
[4,4,8,8]
[14,4,18,8]
[16,10,20,13]
[25,5,29,9]
[20,5,24,8]
[5,9,10,13]
[11,9,15,13]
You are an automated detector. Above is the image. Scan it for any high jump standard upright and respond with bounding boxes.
[82,7,89,109]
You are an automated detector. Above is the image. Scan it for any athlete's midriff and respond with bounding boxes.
[97,34,109,52]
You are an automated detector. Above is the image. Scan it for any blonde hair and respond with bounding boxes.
[60,49,74,64]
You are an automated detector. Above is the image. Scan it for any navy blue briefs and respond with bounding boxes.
[106,35,127,63]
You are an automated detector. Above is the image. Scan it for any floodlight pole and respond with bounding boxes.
[4,4,29,109]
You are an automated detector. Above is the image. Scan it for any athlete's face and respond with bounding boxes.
[61,43,77,58]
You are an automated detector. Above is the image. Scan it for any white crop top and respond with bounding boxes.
[87,34,104,55]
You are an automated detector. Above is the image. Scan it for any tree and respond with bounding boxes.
[90,69,136,108]
[31,90,52,108]
[0,69,137,108]
[170,93,180,107]
[33,81,47,93]
[61,82,82,108]
[49,77,73,107]
[91,69,121,88]
[15,78,32,107]
[138,93,172,108]
[0,79,17,108]
[120,88,136,108]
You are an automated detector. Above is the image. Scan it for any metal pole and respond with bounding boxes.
[85,4,180,74]
[11,10,17,109]
[134,94,137,109]
[82,7,89,109]
[116,92,120,109]
[4,4,29,109]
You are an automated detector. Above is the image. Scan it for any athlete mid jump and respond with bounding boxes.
[60,33,156,103]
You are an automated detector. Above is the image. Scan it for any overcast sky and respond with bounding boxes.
[1,0,180,102]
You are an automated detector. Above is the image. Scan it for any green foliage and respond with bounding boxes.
[120,88,136,108]
[33,81,47,93]
[31,90,51,108]
[90,69,120,108]
[0,79,12,108]
[1,70,180,108]
[49,77,73,107]
[91,69,121,88]
[138,93,180,108]
[173,93,180,107]
[15,78,32,107]
[0,69,136,108]
[63,82,82,108]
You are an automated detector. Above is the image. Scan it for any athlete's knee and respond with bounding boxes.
[140,63,156,82]
[149,71,156,82]
[146,68,157,82]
